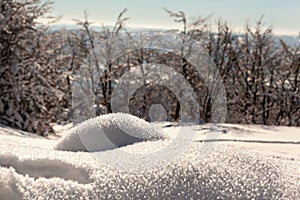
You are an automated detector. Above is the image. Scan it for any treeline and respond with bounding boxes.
[0,0,299,135]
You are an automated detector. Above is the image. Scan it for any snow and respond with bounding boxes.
[55,113,165,152]
[0,118,299,199]
[165,123,300,160]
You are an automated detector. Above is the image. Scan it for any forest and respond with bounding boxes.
[1,0,299,135]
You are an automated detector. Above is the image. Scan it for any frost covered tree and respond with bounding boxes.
[163,11,300,126]
[0,0,69,135]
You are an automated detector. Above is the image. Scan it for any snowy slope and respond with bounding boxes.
[165,123,300,159]
[0,122,299,199]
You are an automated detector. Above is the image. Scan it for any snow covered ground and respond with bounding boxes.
[0,121,299,199]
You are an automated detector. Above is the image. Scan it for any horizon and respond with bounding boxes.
[45,23,300,37]
[41,0,300,36]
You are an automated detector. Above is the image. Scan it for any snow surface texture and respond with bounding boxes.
[55,113,166,152]
[1,121,300,199]
[0,127,299,199]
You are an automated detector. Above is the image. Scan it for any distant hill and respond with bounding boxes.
[45,24,299,47]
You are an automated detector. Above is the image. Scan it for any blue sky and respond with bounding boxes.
[46,0,300,35]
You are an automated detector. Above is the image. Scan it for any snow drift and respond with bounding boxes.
[0,140,299,199]
[55,113,165,152]
[0,121,299,199]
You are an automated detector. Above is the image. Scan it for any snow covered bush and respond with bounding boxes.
[0,0,70,135]
[55,113,166,152]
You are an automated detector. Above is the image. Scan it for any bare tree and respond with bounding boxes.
[69,9,129,122]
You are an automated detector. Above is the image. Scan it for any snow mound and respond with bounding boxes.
[55,113,165,152]
[0,142,299,199]
[0,153,91,184]
[0,123,299,199]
